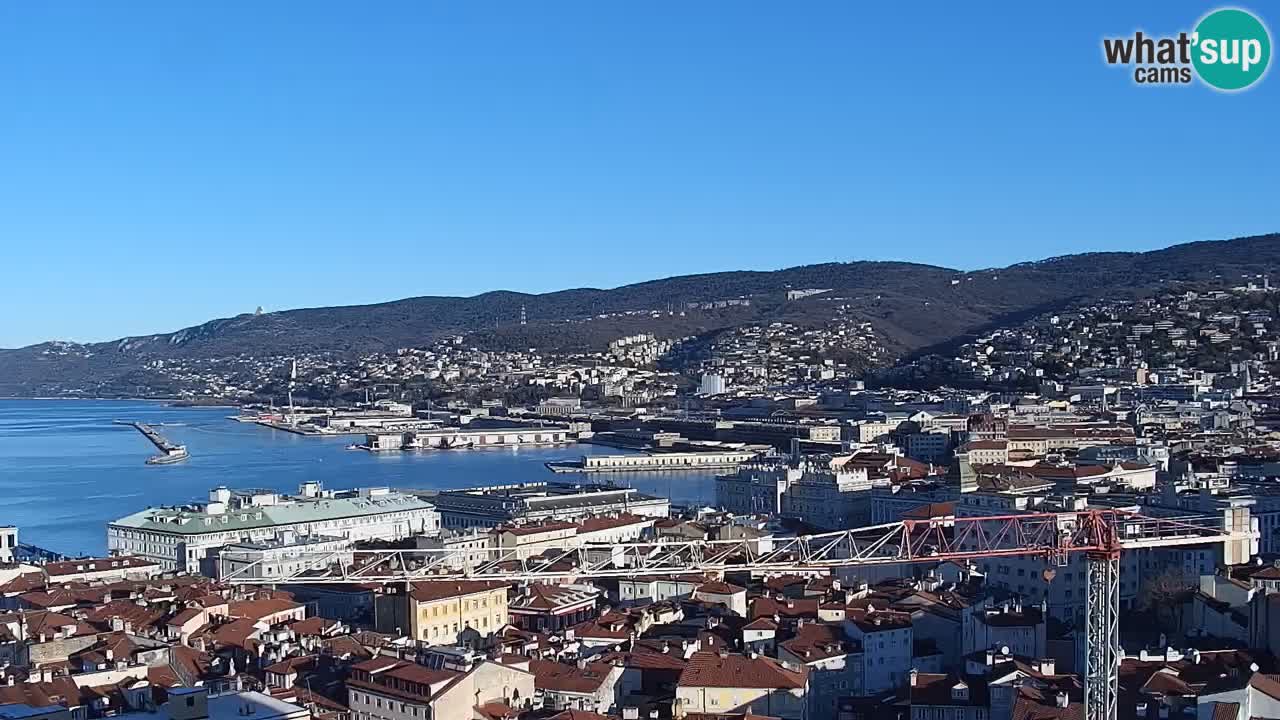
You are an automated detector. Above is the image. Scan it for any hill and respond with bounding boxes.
[2,232,1278,396]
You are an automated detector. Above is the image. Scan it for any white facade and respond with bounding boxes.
[842,617,913,695]
[217,533,354,580]
[108,485,440,573]
[0,527,15,564]
[780,464,873,531]
[717,463,800,515]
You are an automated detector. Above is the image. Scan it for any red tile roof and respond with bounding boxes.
[1010,684,1083,720]
[678,651,807,689]
[226,597,303,621]
[779,622,858,662]
[530,659,616,694]
[42,556,157,577]
[510,583,599,614]
[408,580,508,603]
[845,607,912,632]
[576,515,652,533]
[695,581,745,596]
[500,522,577,537]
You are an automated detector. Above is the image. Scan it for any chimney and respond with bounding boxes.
[1036,658,1055,676]
[1055,691,1069,709]
[909,668,919,687]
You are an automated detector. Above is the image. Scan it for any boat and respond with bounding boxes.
[545,459,585,473]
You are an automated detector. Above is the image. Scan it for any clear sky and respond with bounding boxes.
[1,2,1277,348]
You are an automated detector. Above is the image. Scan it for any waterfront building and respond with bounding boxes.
[365,426,573,451]
[779,456,874,531]
[0,527,15,564]
[573,450,761,472]
[716,460,801,515]
[428,482,668,530]
[107,483,440,573]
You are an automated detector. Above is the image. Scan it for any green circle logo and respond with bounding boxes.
[1192,8,1271,90]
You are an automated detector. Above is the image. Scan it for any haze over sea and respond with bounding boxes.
[0,399,718,557]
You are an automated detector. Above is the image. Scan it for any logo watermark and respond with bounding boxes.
[1102,7,1271,91]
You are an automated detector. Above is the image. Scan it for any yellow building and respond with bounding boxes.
[376,580,509,644]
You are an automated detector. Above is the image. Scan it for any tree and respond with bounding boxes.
[1137,568,1193,634]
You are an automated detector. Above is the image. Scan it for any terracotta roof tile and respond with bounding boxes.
[677,651,806,690]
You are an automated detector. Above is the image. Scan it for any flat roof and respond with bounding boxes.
[110,492,435,536]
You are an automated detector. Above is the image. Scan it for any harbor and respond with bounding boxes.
[114,419,189,464]
[2,400,719,557]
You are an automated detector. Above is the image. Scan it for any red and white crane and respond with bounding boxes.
[222,509,1256,720]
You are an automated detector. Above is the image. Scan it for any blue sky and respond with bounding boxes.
[1,2,1277,348]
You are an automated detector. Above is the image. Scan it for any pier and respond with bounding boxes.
[115,420,189,464]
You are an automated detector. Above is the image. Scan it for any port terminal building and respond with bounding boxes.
[108,482,440,573]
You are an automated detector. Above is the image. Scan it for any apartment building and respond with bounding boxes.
[374,580,509,645]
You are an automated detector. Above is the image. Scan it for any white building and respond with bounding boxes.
[842,608,913,695]
[0,527,16,564]
[779,458,873,530]
[716,461,801,515]
[216,531,354,581]
[348,656,533,720]
[699,373,727,396]
[108,483,440,573]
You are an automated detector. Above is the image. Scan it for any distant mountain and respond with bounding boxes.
[2,232,1279,396]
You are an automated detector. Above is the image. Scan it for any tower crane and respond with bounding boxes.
[222,509,1256,720]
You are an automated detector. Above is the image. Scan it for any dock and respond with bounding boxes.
[114,420,189,464]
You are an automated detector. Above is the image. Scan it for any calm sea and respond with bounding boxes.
[0,399,719,557]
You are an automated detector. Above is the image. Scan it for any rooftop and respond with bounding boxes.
[109,488,435,535]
